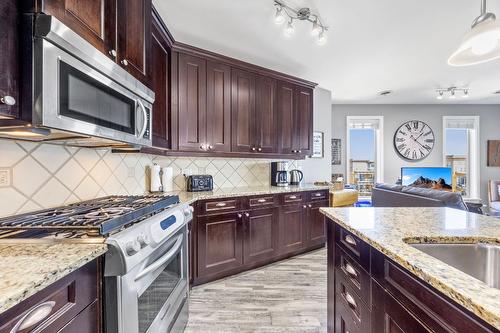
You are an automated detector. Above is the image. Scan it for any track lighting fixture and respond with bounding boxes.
[274,0,328,45]
[436,87,470,100]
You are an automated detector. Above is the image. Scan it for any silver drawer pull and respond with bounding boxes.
[289,195,297,199]
[257,199,267,203]
[314,193,322,197]
[215,202,227,207]
[11,301,56,332]
[345,234,357,247]
[344,262,358,279]
[345,292,357,310]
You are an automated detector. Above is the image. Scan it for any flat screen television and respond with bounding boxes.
[401,167,453,191]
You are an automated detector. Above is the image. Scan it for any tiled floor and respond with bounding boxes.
[185,248,327,333]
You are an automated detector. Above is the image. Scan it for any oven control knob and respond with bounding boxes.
[137,233,150,247]
[183,206,194,217]
[125,240,141,255]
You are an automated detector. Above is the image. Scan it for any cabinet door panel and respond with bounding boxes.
[150,19,170,149]
[0,0,18,117]
[255,76,277,153]
[307,200,328,247]
[231,69,256,153]
[178,54,207,151]
[42,0,116,57]
[117,0,151,82]
[244,208,279,264]
[197,213,243,277]
[277,81,296,154]
[295,86,313,154]
[207,62,231,152]
[279,204,306,254]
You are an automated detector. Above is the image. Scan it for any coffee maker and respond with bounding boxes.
[271,161,289,187]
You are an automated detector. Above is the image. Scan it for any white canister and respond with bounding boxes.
[162,167,174,192]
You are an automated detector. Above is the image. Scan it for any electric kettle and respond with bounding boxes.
[289,169,304,185]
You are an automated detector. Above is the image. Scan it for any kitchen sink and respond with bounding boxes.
[410,243,500,289]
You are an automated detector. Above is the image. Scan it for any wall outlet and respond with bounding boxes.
[0,169,11,187]
[198,167,206,174]
[182,168,193,176]
[127,167,135,177]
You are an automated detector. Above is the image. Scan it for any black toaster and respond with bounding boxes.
[186,175,213,192]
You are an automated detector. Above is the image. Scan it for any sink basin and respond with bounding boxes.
[410,243,500,289]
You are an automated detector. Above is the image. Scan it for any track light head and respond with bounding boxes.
[284,19,295,37]
[275,6,286,25]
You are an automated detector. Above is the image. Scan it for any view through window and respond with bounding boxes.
[349,128,376,197]
[445,129,468,196]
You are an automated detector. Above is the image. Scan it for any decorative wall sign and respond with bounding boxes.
[311,131,324,158]
[332,139,341,165]
[487,140,500,166]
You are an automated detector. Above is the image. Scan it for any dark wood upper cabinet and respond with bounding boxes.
[231,69,256,153]
[255,76,278,153]
[207,61,231,152]
[40,0,116,58]
[243,207,279,265]
[178,53,207,151]
[0,0,19,118]
[277,81,296,155]
[295,86,314,155]
[150,17,171,149]
[117,0,151,82]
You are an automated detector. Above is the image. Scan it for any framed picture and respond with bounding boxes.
[488,140,500,166]
[311,131,324,158]
[332,139,341,165]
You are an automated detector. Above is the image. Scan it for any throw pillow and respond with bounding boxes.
[498,185,500,196]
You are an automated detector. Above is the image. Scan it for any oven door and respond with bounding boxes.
[38,38,152,146]
[119,226,188,333]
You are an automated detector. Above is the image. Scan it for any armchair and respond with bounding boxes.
[488,180,500,213]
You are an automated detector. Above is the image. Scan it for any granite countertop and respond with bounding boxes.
[164,184,332,205]
[0,243,107,315]
[320,207,500,330]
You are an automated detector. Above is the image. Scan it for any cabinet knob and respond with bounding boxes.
[298,150,302,154]
[244,212,250,217]
[1,95,16,106]
[121,59,129,66]
[200,144,207,151]
[237,213,243,218]
[209,145,214,150]
[257,147,262,152]
[251,147,256,152]
[308,204,312,208]
[303,205,307,209]
[109,49,117,58]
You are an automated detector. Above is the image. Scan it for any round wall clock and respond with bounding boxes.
[394,120,435,161]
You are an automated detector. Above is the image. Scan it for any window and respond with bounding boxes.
[346,116,384,198]
[443,116,480,199]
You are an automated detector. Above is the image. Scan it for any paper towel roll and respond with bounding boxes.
[162,167,174,192]
[150,164,162,192]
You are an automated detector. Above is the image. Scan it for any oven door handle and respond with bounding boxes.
[134,234,183,281]
[136,99,148,139]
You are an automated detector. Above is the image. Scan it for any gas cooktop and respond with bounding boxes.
[0,195,180,237]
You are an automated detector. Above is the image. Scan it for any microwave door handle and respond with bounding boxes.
[134,234,183,281]
[136,99,148,139]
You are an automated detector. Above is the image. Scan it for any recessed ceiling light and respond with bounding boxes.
[379,90,393,96]
[494,90,500,94]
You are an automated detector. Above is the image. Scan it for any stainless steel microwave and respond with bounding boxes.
[3,14,155,147]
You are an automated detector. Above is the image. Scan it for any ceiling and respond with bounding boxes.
[153,0,500,104]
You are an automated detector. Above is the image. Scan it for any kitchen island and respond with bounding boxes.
[320,207,500,332]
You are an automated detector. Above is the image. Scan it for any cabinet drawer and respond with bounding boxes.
[247,195,276,208]
[335,274,371,333]
[335,245,371,307]
[200,198,241,215]
[283,193,304,204]
[371,249,496,333]
[308,190,328,201]
[0,260,99,333]
[335,225,370,271]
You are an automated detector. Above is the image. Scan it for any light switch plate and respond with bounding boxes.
[127,167,135,177]
[0,169,11,187]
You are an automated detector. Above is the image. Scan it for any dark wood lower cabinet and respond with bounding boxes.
[197,212,243,278]
[327,222,498,333]
[0,259,101,333]
[192,190,329,285]
[243,207,279,265]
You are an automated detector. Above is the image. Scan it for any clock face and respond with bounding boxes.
[394,120,435,161]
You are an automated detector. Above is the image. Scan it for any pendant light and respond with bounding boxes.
[448,0,500,66]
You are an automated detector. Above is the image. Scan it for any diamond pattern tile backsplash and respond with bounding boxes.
[0,140,300,217]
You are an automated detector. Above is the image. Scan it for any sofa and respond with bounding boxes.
[372,183,473,212]
[488,180,500,213]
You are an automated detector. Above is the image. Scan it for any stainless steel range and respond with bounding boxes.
[0,195,192,333]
